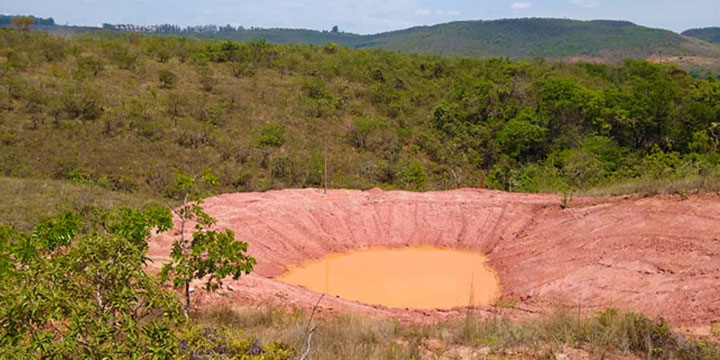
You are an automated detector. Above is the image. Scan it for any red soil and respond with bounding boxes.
[148,188,720,325]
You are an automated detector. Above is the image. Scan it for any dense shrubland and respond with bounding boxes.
[1,28,719,201]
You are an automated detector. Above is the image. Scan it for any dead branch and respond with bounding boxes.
[300,294,325,360]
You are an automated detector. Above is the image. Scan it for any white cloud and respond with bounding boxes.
[569,0,601,8]
[415,8,460,17]
[510,2,532,10]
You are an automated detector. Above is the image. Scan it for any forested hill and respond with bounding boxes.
[683,27,720,45]
[157,18,720,64]
[3,15,720,66]
[360,19,720,61]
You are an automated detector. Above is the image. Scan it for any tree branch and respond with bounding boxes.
[300,294,324,360]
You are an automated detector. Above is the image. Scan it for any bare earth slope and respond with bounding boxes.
[148,189,720,325]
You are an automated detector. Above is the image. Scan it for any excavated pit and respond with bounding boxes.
[148,188,720,325]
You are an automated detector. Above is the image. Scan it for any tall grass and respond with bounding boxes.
[0,176,171,230]
[186,306,720,360]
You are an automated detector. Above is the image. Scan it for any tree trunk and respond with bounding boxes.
[323,136,328,194]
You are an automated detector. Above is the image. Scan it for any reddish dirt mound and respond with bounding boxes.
[148,189,720,325]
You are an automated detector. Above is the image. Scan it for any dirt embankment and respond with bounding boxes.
[148,188,720,325]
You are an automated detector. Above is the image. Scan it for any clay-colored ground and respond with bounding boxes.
[148,188,720,326]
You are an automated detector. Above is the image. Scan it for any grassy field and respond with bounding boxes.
[0,176,170,230]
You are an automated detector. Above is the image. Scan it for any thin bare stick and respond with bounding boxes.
[300,294,325,360]
[323,135,328,195]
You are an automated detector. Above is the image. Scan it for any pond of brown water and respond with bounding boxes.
[276,247,500,309]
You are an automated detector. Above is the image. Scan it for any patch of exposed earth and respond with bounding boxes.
[647,54,718,66]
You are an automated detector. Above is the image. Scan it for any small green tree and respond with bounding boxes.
[349,117,383,149]
[158,69,178,89]
[161,170,256,319]
[231,62,256,78]
[496,108,548,162]
[257,122,286,147]
[197,67,217,92]
[76,55,104,77]
[397,161,426,191]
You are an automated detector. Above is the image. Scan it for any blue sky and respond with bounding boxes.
[2,0,718,34]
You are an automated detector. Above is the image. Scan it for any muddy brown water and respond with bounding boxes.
[275,247,501,309]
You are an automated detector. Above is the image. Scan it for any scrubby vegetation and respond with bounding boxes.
[1,28,720,207]
[178,305,720,360]
[0,195,257,358]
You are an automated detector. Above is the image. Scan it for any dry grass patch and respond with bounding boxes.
[0,176,170,230]
[186,306,719,360]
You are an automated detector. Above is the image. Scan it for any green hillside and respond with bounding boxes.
[1,27,720,213]
[683,27,720,45]
[186,18,720,63]
[361,19,720,60]
[4,15,720,65]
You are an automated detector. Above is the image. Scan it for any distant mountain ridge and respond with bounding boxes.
[683,27,720,45]
[2,15,719,66]
[357,18,719,60]
[139,18,720,65]
[195,18,720,69]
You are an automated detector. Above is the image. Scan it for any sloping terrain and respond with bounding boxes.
[174,18,720,64]
[359,19,720,61]
[149,188,720,326]
[3,29,720,201]
[4,15,720,64]
[683,27,720,45]
[175,19,720,63]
